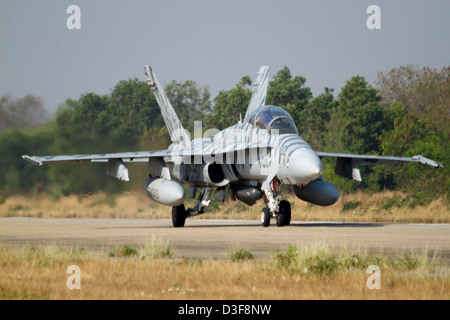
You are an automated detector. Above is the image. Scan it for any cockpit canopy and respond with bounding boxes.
[248,105,298,135]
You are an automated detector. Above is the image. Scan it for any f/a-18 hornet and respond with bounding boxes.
[23,66,443,227]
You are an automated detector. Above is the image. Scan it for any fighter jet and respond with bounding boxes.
[23,66,443,227]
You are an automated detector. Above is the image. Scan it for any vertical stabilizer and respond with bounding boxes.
[144,65,191,146]
[243,66,270,123]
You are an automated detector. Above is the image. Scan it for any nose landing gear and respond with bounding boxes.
[260,199,291,227]
[260,175,291,227]
[276,200,291,227]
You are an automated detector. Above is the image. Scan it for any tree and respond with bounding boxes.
[47,80,160,196]
[266,66,312,131]
[53,94,110,154]
[0,94,47,131]
[48,96,121,195]
[320,76,387,192]
[206,76,252,130]
[0,127,52,196]
[376,65,450,116]
[2,66,446,200]
[165,80,212,132]
[377,66,449,199]
[299,87,337,150]
[327,76,383,154]
[105,78,161,147]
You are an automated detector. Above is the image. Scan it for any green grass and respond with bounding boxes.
[227,248,255,262]
[271,244,440,276]
[108,246,139,258]
[140,236,174,259]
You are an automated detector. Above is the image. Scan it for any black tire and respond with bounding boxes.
[276,200,291,227]
[261,207,271,227]
[172,204,186,228]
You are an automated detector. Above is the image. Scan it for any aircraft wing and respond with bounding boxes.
[316,152,443,181]
[22,150,172,182]
[22,150,171,166]
[22,135,275,181]
[316,152,443,167]
[243,66,270,123]
[22,133,276,167]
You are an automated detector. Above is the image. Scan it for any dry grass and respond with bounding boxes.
[1,190,448,223]
[0,243,448,300]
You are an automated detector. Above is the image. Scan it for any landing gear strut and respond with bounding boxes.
[260,176,291,227]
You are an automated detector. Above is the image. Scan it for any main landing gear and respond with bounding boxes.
[260,176,291,227]
[172,204,187,228]
[171,187,213,228]
[172,181,292,228]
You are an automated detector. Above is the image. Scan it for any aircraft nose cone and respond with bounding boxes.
[289,148,323,184]
[309,162,322,177]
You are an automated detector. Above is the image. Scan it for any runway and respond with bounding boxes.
[1,218,449,262]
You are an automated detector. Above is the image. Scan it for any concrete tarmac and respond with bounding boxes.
[0,218,449,262]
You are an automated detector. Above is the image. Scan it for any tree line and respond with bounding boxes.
[1,65,448,204]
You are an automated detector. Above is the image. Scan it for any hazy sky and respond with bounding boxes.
[1,0,449,114]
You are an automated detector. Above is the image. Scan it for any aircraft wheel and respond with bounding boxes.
[276,200,291,227]
[261,207,271,227]
[172,204,186,228]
